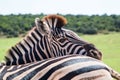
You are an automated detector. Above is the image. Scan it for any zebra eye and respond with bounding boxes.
[55,35,60,38]
[58,37,68,43]
[58,38,65,43]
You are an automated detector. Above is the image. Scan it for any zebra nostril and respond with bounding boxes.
[89,50,102,60]
[90,50,99,56]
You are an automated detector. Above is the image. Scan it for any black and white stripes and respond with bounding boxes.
[4,15,102,66]
[1,55,120,80]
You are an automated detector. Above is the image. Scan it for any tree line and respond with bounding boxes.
[0,14,120,37]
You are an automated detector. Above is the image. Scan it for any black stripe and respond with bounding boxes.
[31,38,40,61]
[15,44,22,57]
[60,65,109,80]
[40,38,44,49]
[46,37,52,53]
[37,43,47,59]
[52,18,54,28]
[67,43,73,52]
[31,32,39,42]
[46,19,51,29]
[34,45,41,61]
[76,47,84,54]
[70,45,79,54]
[66,35,85,46]
[82,51,86,55]
[52,42,61,56]
[5,56,11,65]
[62,49,66,56]
[15,45,25,64]
[60,41,70,47]
[27,36,34,62]
[9,47,17,65]
[24,39,33,62]
[55,28,60,35]
[35,28,42,38]
[43,36,51,58]
[52,43,58,56]
[66,35,76,40]
[19,42,31,63]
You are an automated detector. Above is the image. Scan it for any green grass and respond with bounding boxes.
[80,32,120,73]
[0,32,120,73]
[0,37,22,61]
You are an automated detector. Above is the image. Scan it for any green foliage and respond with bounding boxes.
[76,25,98,34]
[0,14,43,37]
[65,14,120,34]
[0,14,120,37]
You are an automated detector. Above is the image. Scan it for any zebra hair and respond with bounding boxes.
[0,55,120,80]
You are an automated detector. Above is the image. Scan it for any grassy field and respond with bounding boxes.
[0,32,120,73]
[0,38,22,61]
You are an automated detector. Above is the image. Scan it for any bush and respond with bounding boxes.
[108,27,116,31]
[76,26,98,34]
[83,28,98,34]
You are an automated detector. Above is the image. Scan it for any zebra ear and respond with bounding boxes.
[35,18,43,28]
[42,15,67,28]
[35,17,50,35]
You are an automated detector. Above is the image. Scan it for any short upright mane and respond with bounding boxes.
[42,14,67,28]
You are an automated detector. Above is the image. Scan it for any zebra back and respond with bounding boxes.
[0,55,120,80]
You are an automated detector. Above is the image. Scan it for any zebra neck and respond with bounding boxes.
[5,28,46,65]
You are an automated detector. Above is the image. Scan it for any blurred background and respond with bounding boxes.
[0,0,120,73]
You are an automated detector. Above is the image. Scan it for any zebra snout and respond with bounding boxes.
[89,50,102,60]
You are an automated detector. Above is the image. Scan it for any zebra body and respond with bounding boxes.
[1,55,120,80]
[4,15,102,65]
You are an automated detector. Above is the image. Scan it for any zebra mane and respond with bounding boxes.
[42,14,67,28]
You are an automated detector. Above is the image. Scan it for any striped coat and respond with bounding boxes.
[0,55,120,80]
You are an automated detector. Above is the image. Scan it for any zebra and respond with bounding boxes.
[4,14,102,66]
[0,55,120,80]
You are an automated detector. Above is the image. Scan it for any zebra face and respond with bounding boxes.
[41,15,102,60]
[52,28,102,60]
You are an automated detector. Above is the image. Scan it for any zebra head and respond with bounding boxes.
[42,14,102,60]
